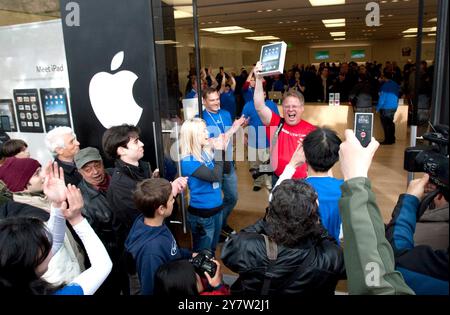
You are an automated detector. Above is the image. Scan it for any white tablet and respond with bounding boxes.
[259,41,287,76]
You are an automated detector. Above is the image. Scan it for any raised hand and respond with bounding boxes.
[61,184,84,226]
[254,61,264,79]
[43,162,67,207]
[289,142,306,168]
[339,129,379,181]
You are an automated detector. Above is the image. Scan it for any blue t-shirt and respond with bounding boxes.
[242,87,254,103]
[185,89,197,99]
[242,100,279,149]
[202,109,234,161]
[305,177,344,243]
[181,152,223,209]
[220,90,237,121]
[54,283,84,295]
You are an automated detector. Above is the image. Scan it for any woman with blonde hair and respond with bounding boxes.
[179,118,225,253]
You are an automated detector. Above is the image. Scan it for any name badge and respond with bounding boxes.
[212,182,220,189]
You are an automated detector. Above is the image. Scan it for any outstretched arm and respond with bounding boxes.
[338,130,414,295]
[254,61,273,126]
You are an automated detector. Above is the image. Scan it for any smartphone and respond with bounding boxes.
[354,113,373,148]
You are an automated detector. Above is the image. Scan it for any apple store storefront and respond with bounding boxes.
[0,0,448,258]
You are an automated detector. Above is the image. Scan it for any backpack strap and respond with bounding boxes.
[261,234,278,295]
[268,117,285,165]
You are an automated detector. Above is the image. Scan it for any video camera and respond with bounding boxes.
[189,249,217,278]
[249,160,274,180]
[404,124,449,218]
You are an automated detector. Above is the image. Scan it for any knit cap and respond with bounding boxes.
[0,157,41,192]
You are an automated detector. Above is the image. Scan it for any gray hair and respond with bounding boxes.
[45,126,76,157]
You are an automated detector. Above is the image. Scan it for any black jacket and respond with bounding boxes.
[55,157,82,186]
[78,178,117,254]
[221,219,345,295]
[0,200,49,221]
[107,159,152,248]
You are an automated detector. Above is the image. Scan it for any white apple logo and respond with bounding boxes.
[89,51,143,128]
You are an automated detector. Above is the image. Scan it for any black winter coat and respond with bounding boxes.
[107,159,152,248]
[221,219,346,295]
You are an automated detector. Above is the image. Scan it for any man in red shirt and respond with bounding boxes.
[253,61,316,183]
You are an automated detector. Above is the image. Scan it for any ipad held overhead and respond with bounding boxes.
[259,41,287,76]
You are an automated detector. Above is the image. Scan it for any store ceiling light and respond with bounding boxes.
[155,40,180,45]
[322,18,346,27]
[330,31,346,36]
[201,26,254,34]
[402,27,436,33]
[245,35,280,41]
[310,0,345,6]
[428,17,437,22]
[217,29,255,34]
[334,37,346,40]
[428,33,436,36]
[173,6,193,19]
[403,34,416,38]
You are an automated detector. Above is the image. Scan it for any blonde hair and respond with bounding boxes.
[179,118,208,163]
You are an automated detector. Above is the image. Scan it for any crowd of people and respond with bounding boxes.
[0,58,447,296]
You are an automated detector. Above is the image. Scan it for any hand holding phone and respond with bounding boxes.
[354,113,373,148]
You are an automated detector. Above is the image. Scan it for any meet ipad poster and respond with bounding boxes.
[13,89,44,133]
[39,88,72,132]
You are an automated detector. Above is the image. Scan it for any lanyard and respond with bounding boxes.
[202,150,214,167]
[206,110,225,134]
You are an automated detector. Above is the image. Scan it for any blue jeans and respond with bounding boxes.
[188,211,223,253]
[221,166,238,229]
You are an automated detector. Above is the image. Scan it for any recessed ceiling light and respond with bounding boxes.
[381,0,387,2]
[218,29,255,34]
[428,17,437,22]
[266,9,273,12]
[310,0,345,6]
[322,18,345,24]
[402,26,436,33]
[174,6,193,19]
[324,23,346,27]
[276,9,283,11]
[428,33,436,36]
[201,26,255,34]
[293,21,298,23]
[245,35,280,41]
[388,14,393,17]
[403,34,416,37]
[155,40,179,45]
[330,31,346,36]
[279,21,284,24]
[334,37,346,40]
[392,0,398,3]
[257,10,263,13]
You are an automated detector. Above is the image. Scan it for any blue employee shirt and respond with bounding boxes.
[376,79,400,111]
[220,90,237,121]
[242,87,254,103]
[54,283,84,295]
[125,215,192,295]
[242,100,280,149]
[305,176,344,243]
[185,89,197,99]
[181,153,223,209]
[202,109,234,161]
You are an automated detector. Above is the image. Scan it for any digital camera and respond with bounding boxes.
[249,160,273,180]
[189,249,216,278]
[404,124,449,217]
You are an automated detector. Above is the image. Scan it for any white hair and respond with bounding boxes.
[45,126,76,156]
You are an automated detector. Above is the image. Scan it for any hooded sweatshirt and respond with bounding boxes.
[125,214,191,295]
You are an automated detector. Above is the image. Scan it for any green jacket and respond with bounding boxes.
[338,177,414,295]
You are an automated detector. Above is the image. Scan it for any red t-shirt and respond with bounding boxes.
[266,113,316,178]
